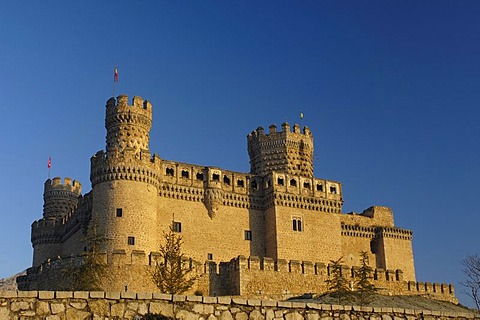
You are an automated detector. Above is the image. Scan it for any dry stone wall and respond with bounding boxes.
[0,291,477,320]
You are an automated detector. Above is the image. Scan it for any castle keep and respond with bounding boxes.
[19,95,454,301]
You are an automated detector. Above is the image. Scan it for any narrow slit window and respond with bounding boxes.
[116,208,123,217]
[128,236,135,245]
[245,230,252,241]
[173,222,182,233]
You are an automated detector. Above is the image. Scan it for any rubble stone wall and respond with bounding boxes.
[0,291,477,320]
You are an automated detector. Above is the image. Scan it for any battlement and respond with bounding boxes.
[90,150,161,188]
[106,95,152,114]
[44,177,82,194]
[222,256,455,302]
[247,122,312,139]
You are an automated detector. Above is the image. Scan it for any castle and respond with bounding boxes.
[18,95,455,301]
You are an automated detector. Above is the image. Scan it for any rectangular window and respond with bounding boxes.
[292,217,303,232]
[245,230,252,241]
[207,253,213,260]
[116,208,123,217]
[173,221,182,233]
[128,236,135,245]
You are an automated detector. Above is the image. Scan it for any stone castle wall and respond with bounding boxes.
[0,291,476,320]
[18,253,455,304]
[26,95,418,298]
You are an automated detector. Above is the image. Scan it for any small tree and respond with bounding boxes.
[460,255,480,310]
[354,251,377,306]
[325,257,354,304]
[62,222,109,291]
[151,227,197,294]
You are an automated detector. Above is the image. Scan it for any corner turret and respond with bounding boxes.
[247,122,314,177]
[31,177,82,267]
[43,177,82,220]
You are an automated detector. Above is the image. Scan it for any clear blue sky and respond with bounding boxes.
[1,1,479,306]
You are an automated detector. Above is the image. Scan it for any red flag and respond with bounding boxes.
[114,66,119,82]
[47,157,51,169]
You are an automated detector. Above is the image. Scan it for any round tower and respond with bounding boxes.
[31,177,82,267]
[90,95,160,267]
[247,122,314,177]
[43,177,82,220]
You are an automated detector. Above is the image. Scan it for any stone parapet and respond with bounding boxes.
[0,291,476,319]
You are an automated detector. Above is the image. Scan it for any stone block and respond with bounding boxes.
[51,303,65,314]
[131,250,147,265]
[289,260,302,273]
[320,304,332,311]
[0,291,17,298]
[292,302,306,308]
[276,259,288,272]
[70,301,88,309]
[277,301,293,308]
[315,262,327,276]
[11,301,30,312]
[249,256,261,270]
[331,305,344,311]
[112,249,127,265]
[150,301,174,317]
[153,292,172,300]
[18,291,37,298]
[105,291,121,300]
[56,291,73,299]
[247,310,262,320]
[73,291,89,299]
[261,300,277,307]
[187,295,203,302]
[306,302,321,310]
[36,301,50,315]
[247,299,261,306]
[39,291,55,299]
[120,291,136,299]
[263,257,275,271]
[231,297,246,305]
[137,292,153,300]
[111,302,125,318]
[203,296,218,304]
[302,261,314,274]
[173,294,186,302]
[66,307,91,319]
[217,296,232,304]
[90,291,105,299]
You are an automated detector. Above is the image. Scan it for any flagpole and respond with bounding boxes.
[47,156,51,179]
[113,65,118,99]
